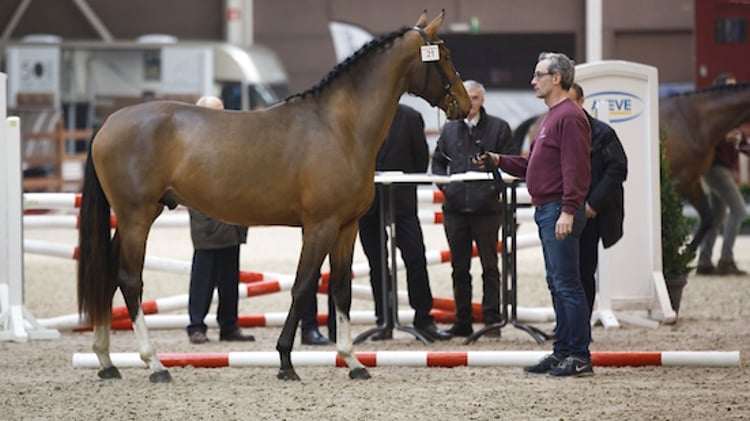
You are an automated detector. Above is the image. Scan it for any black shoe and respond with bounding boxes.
[415,323,453,341]
[370,329,393,341]
[301,329,331,345]
[523,353,565,374]
[548,355,594,377]
[219,329,255,342]
[696,264,716,275]
[447,323,473,337]
[189,331,209,344]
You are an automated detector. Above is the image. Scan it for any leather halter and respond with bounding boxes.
[411,26,463,111]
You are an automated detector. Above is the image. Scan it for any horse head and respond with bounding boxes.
[406,10,471,120]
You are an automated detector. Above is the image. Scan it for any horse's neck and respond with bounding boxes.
[327,35,418,154]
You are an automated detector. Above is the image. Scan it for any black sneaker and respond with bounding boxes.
[523,353,564,374]
[548,356,594,377]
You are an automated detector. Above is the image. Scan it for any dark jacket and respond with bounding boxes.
[586,111,628,248]
[432,106,515,214]
[365,104,428,216]
[189,209,248,250]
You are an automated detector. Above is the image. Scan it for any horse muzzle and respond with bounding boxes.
[444,96,468,120]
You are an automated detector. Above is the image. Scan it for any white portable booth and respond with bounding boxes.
[575,60,675,327]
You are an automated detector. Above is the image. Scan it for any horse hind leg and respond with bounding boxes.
[329,221,370,380]
[89,262,120,379]
[93,316,121,379]
[115,219,172,383]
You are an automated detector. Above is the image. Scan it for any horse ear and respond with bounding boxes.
[423,9,445,38]
[415,10,428,27]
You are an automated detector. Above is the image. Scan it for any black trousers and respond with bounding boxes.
[358,207,435,329]
[187,245,240,336]
[579,219,600,318]
[300,282,335,336]
[442,212,502,326]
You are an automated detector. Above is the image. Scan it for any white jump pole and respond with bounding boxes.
[21,203,535,229]
[64,310,416,331]
[36,246,553,331]
[71,350,741,369]
[0,73,59,341]
[50,305,551,331]
[417,185,532,205]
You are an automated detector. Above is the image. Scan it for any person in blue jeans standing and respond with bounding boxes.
[481,52,593,377]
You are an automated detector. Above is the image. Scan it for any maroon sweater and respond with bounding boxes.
[499,98,591,214]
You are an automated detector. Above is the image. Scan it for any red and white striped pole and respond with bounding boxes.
[66,309,457,331]
[72,350,741,369]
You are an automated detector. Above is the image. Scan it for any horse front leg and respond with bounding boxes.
[329,221,370,380]
[276,225,334,381]
[276,286,311,381]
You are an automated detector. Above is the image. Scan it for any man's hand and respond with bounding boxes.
[555,211,574,240]
[472,152,499,169]
[585,202,597,219]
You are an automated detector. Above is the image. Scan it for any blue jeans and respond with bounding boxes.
[534,201,591,359]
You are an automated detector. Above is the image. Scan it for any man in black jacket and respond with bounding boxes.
[431,80,517,337]
[358,104,452,341]
[569,83,628,317]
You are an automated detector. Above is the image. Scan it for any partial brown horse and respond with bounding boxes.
[77,10,470,382]
[660,82,750,250]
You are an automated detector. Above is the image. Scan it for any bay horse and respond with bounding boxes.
[77,10,470,383]
[660,82,750,251]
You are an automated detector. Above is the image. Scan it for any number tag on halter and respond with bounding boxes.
[420,45,439,62]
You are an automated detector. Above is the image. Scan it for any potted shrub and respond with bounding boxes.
[659,142,695,314]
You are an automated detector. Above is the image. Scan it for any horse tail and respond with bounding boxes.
[77,141,116,325]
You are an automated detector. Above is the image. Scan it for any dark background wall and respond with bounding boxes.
[1,0,695,92]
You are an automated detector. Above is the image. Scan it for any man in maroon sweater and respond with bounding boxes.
[483,52,593,377]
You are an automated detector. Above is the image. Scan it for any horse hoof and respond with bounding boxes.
[149,370,172,383]
[349,367,371,380]
[277,369,301,381]
[97,366,122,380]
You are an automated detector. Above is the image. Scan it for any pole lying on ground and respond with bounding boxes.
[72,350,741,369]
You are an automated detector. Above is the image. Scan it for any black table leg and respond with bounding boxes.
[354,183,431,345]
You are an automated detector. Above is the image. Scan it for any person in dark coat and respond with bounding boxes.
[431,80,518,337]
[358,104,452,341]
[569,82,629,317]
[186,96,256,344]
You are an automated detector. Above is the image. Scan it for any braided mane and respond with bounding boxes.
[286,26,412,100]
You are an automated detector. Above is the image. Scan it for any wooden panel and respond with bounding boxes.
[613,31,693,83]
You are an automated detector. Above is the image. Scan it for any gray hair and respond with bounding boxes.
[463,80,486,97]
[538,52,576,90]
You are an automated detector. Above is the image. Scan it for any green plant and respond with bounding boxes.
[659,142,695,279]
